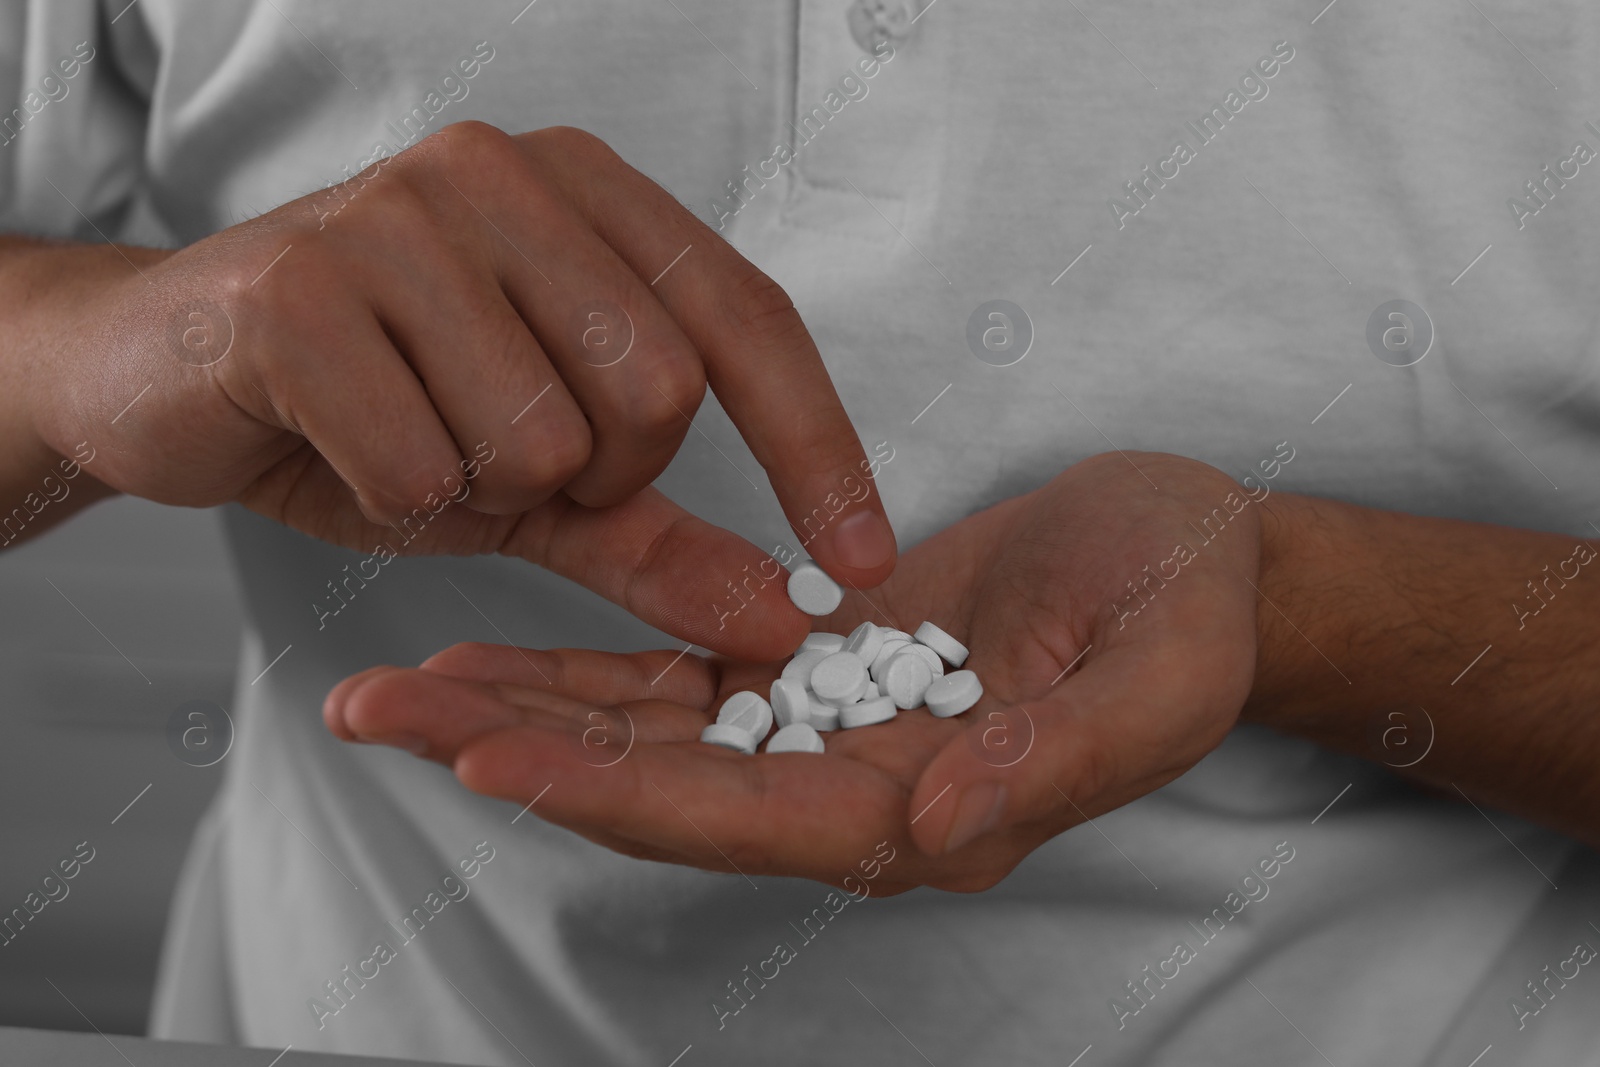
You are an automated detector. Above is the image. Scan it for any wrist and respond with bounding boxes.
[0,239,164,511]
[1240,488,1600,845]
[1239,490,1366,735]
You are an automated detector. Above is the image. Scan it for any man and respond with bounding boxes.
[3,1,1597,1064]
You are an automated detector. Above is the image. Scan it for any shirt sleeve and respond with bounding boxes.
[0,0,152,240]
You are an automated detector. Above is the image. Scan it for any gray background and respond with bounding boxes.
[0,500,241,1035]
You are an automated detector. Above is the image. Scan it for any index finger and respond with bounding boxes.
[518,128,899,590]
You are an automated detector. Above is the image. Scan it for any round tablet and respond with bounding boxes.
[800,632,847,654]
[869,639,910,682]
[819,679,869,708]
[787,561,844,616]
[842,622,885,667]
[840,695,897,729]
[881,652,934,710]
[781,648,830,686]
[765,722,826,754]
[904,642,945,678]
[769,679,812,729]
[808,698,841,731]
[880,629,915,644]
[914,621,969,668]
[810,651,868,706]
[925,669,982,718]
[716,691,773,739]
[700,723,757,754]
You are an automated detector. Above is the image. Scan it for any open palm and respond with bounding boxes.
[326,452,1262,893]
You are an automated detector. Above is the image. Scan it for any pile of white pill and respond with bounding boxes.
[699,560,984,756]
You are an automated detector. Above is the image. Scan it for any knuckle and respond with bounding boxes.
[511,412,593,489]
[373,469,456,522]
[417,119,518,172]
[617,514,692,619]
[528,124,615,164]
[627,349,707,435]
[719,266,810,350]
[790,403,866,472]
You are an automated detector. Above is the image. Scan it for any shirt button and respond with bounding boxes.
[846,0,918,54]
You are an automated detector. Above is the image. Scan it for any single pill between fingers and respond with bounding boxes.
[881,652,934,710]
[810,651,868,706]
[840,695,898,729]
[800,632,847,654]
[716,691,773,739]
[700,723,758,754]
[787,561,844,616]
[914,621,969,668]
[769,679,812,729]
[925,669,982,718]
[765,722,826,754]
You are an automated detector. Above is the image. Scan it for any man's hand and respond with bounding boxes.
[7,122,896,660]
[324,452,1262,891]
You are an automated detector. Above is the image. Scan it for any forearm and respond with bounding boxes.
[1245,491,1600,848]
[0,236,150,547]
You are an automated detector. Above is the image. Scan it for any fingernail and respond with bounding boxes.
[832,510,896,571]
[370,732,429,756]
[941,782,1007,855]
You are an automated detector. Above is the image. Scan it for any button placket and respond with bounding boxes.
[774,0,950,246]
[846,0,921,53]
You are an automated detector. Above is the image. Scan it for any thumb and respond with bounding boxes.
[906,644,1235,857]
[501,485,810,661]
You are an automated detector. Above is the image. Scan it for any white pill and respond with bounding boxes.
[840,695,898,729]
[808,697,841,731]
[782,648,830,686]
[869,639,910,681]
[925,669,982,718]
[914,621,969,668]
[765,722,826,754]
[716,691,772,739]
[700,723,757,754]
[800,632,847,654]
[860,678,883,701]
[769,679,812,729]
[787,561,843,616]
[881,653,934,710]
[904,642,945,678]
[842,622,885,667]
[880,629,915,644]
[810,651,869,706]
[819,679,869,708]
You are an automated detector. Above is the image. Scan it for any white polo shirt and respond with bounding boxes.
[5,1,1600,1064]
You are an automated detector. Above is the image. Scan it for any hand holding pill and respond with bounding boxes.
[328,453,1262,894]
[51,123,898,667]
